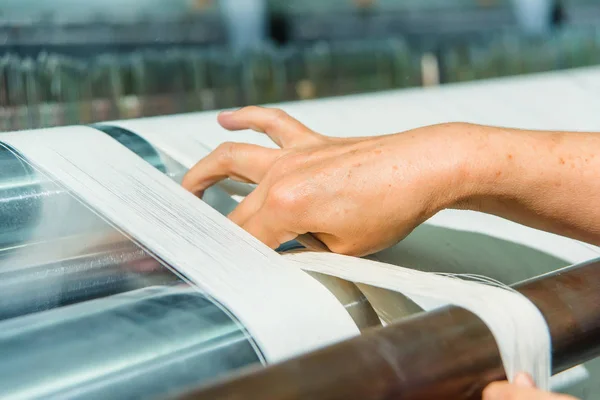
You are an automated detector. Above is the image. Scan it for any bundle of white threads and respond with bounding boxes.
[285,251,551,389]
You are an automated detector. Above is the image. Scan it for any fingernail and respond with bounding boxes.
[514,373,535,388]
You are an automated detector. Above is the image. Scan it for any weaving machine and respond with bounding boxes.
[1,65,600,400]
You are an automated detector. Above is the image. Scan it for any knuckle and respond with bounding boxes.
[270,107,287,119]
[215,142,237,169]
[266,108,288,127]
[308,133,329,146]
[265,182,306,213]
[241,105,261,114]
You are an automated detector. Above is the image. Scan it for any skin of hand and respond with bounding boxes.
[483,373,579,400]
[182,106,478,255]
[182,106,600,255]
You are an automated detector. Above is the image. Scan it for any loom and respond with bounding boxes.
[1,66,600,400]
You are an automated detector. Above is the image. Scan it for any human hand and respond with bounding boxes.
[483,373,579,400]
[182,106,474,256]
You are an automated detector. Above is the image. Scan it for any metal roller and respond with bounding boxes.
[0,125,169,250]
[0,126,182,319]
[0,124,247,316]
[0,240,180,321]
[0,285,262,400]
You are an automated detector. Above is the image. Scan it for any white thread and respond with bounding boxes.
[0,126,360,364]
[284,251,551,389]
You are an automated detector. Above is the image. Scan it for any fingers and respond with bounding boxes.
[227,186,267,226]
[229,185,299,248]
[513,373,535,388]
[182,142,279,196]
[241,211,298,250]
[228,182,302,249]
[218,106,321,148]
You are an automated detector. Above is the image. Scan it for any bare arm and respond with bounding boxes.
[451,124,600,247]
[183,106,600,254]
[183,107,591,399]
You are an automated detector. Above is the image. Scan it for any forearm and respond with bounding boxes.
[443,123,600,245]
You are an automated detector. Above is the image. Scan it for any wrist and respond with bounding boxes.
[389,122,505,215]
[423,123,600,245]
[436,123,532,213]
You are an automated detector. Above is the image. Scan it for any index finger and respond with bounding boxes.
[182,142,279,197]
[218,106,321,148]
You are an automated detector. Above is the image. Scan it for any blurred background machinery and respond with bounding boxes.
[1,0,600,131]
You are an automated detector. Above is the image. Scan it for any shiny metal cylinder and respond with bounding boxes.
[0,126,181,319]
[0,285,262,399]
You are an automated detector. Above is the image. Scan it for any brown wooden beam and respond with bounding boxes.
[177,258,600,400]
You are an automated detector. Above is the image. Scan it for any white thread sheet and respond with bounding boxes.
[285,251,551,389]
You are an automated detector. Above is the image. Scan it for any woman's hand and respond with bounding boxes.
[182,106,474,255]
[483,373,579,400]
[183,106,600,254]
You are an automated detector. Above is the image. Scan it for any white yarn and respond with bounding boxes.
[285,251,551,389]
[0,126,360,364]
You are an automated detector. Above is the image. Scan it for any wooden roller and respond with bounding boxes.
[176,258,600,400]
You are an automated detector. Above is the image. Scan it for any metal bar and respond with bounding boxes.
[178,258,600,400]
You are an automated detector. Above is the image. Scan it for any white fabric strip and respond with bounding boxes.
[0,126,360,364]
[285,251,552,389]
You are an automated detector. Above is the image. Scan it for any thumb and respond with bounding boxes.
[514,372,535,388]
[483,381,578,400]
